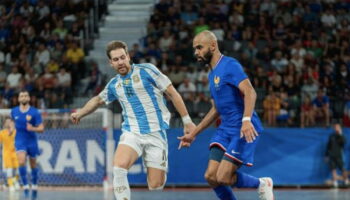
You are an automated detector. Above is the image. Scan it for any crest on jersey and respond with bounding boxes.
[123,78,131,85]
[26,115,32,121]
[132,75,140,83]
[214,76,220,88]
[117,83,122,88]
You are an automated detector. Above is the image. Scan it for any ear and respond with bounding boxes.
[108,59,113,67]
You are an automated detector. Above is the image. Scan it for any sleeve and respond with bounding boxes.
[226,60,248,87]
[142,63,171,92]
[33,109,43,126]
[98,78,118,105]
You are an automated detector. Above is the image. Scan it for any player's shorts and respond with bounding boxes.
[209,127,260,167]
[15,140,40,158]
[118,130,168,172]
[2,152,19,169]
[329,157,344,170]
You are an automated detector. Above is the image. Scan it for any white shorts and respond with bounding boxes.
[118,130,168,172]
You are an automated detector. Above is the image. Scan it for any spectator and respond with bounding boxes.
[312,89,330,127]
[6,66,22,89]
[178,78,196,101]
[325,124,349,187]
[300,95,314,128]
[263,90,281,126]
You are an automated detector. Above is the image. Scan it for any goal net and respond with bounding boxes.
[0,108,114,186]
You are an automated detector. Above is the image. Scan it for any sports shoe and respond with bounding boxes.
[258,177,274,200]
[31,184,38,190]
[333,180,338,188]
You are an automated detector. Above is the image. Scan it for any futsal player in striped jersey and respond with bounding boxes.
[71,40,196,200]
[178,31,274,200]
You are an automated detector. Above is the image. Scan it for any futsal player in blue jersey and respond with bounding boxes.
[11,90,44,198]
[71,40,196,200]
[178,31,274,200]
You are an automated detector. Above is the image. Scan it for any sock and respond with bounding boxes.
[213,185,237,200]
[19,166,28,186]
[7,177,14,187]
[113,167,130,200]
[234,171,260,188]
[31,168,39,185]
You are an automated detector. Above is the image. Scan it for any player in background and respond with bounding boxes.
[0,117,20,192]
[71,40,195,200]
[178,30,274,200]
[11,90,44,198]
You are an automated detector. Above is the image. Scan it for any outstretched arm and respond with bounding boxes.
[178,100,219,148]
[71,96,105,124]
[165,84,196,134]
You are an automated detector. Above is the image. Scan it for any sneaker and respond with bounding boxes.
[333,181,338,188]
[31,184,38,190]
[9,186,15,192]
[258,177,274,200]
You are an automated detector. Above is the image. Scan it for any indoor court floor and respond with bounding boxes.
[0,188,350,200]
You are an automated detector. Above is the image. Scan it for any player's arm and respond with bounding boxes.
[238,79,258,143]
[26,123,44,133]
[178,100,219,148]
[165,84,196,129]
[71,96,105,124]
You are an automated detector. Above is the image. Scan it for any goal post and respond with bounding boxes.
[0,108,114,186]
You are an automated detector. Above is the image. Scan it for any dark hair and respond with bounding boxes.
[106,40,128,59]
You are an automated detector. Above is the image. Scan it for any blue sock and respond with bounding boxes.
[234,171,260,188]
[213,185,237,200]
[19,166,28,186]
[31,168,39,185]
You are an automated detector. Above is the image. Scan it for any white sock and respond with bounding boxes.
[113,167,130,200]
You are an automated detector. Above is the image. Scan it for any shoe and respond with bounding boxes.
[31,184,38,190]
[333,181,338,188]
[258,177,274,200]
[9,186,15,192]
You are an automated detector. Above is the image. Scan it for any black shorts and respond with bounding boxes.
[329,157,344,170]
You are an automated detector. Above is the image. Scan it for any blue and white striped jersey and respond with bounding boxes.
[99,63,172,134]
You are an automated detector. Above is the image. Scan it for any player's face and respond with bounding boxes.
[18,92,30,105]
[193,38,213,66]
[3,119,13,129]
[109,48,131,76]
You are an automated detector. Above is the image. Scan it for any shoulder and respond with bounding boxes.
[136,63,161,75]
[222,56,244,74]
[106,76,119,88]
[30,107,41,114]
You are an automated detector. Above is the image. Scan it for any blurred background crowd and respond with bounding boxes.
[0,0,349,128]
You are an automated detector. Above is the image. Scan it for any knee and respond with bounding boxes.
[216,171,234,186]
[205,171,217,186]
[148,179,165,190]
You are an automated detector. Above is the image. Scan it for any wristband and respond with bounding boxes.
[242,116,251,122]
[182,115,192,125]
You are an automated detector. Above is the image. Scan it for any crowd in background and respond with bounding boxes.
[127,0,350,127]
[0,0,349,128]
[0,0,106,110]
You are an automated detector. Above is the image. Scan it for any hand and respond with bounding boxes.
[71,112,81,124]
[177,122,196,149]
[240,121,258,143]
[26,123,34,132]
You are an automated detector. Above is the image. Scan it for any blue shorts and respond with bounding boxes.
[15,140,40,158]
[209,127,259,167]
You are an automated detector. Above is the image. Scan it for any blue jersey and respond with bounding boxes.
[208,55,263,132]
[99,63,171,134]
[11,106,42,143]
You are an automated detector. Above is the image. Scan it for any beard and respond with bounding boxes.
[196,49,213,67]
[20,101,29,106]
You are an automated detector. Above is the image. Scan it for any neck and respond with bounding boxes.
[209,51,222,69]
[20,104,30,111]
